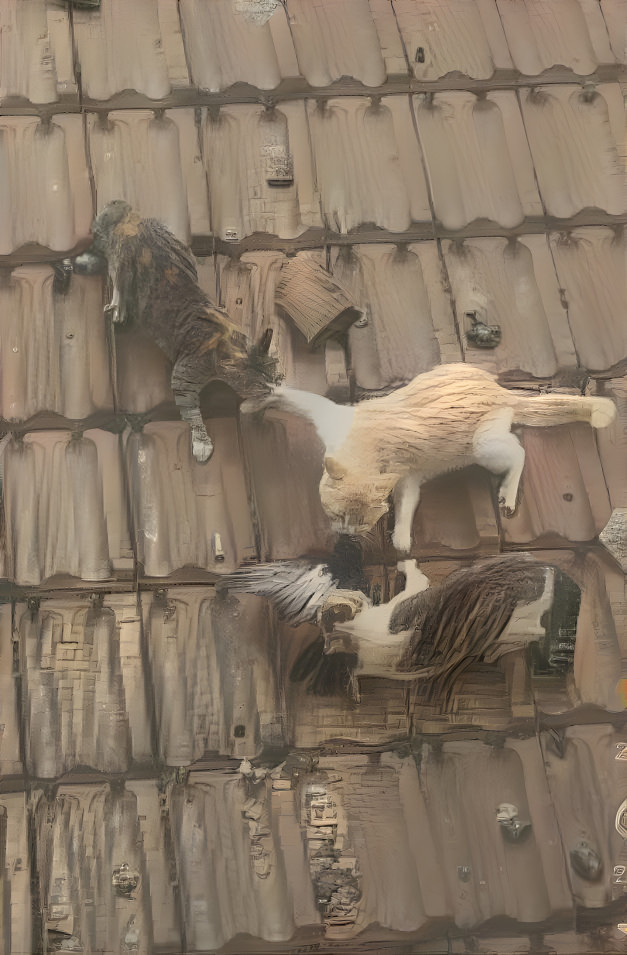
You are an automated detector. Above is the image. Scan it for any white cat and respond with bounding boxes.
[244,363,615,552]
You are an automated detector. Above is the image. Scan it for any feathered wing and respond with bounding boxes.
[218,559,339,627]
[397,555,549,703]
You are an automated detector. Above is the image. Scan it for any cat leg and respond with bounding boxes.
[472,407,525,515]
[171,358,214,463]
[105,260,140,326]
[104,283,121,323]
[392,472,422,553]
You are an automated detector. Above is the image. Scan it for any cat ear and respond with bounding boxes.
[324,455,348,481]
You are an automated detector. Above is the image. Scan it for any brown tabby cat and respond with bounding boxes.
[75,200,276,462]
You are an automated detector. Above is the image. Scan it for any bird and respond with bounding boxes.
[220,553,581,706]
[219,534,387,698]
[73,200,278,463]
[464,311,502,349]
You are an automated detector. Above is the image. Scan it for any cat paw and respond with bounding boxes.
[498,495,516,518]
[104,303,122,324]
[392,528,412,554]
[191,430,214,463]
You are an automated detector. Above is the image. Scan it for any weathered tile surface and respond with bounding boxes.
[0,0,625,951]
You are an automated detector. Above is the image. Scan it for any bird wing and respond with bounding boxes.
[388,589,432,634]
[398,555,548,703]
[218,559,338,626]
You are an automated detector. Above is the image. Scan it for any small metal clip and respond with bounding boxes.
[212,532,226,562]
[52,259,74,295]
[465,311,501,349]
[457,865,471,882]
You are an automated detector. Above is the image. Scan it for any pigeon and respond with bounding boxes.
[222,553,581,705]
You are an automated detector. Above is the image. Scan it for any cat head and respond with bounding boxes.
[319,455,393,536]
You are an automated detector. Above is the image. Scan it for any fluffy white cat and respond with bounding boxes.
[243,363,615,552]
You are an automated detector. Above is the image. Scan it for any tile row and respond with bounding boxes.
[1,230,625,423]
[0,405,624,583]
[0,86,625,255]
[0,553,624,777]
[1,0,625,106]
[1,731,626,952]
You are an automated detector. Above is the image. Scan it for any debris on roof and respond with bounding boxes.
[0,1,625,950]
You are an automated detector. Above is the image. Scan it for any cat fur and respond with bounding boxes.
[77,200,277,462]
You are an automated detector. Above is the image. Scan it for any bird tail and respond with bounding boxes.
[217,559,338,627]
[511,393,616,429]
[290,634,358,697]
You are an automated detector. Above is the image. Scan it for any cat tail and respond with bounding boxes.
[511,393,616,430]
